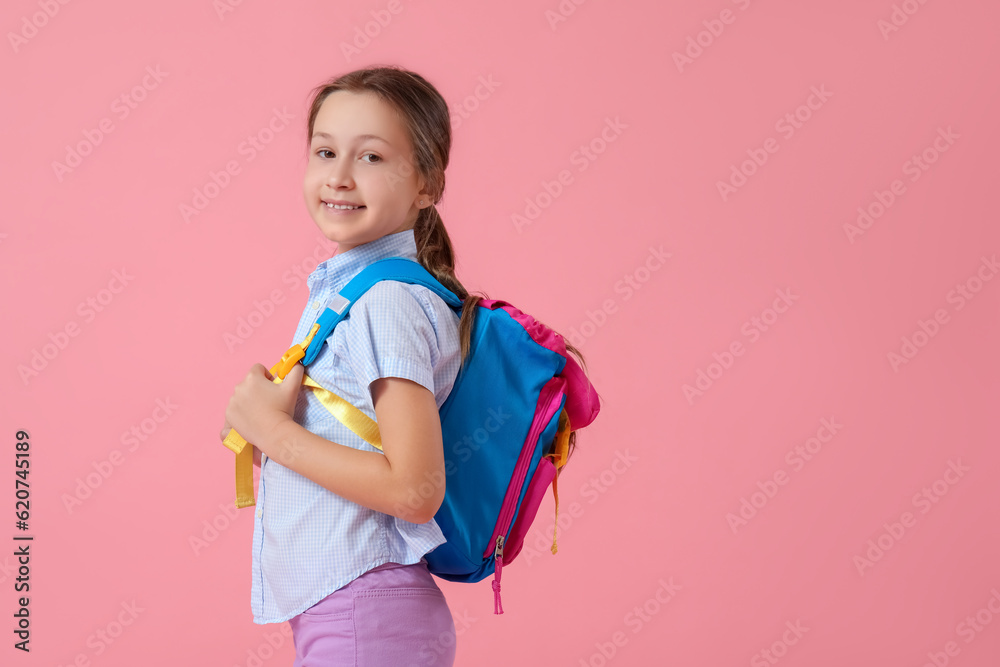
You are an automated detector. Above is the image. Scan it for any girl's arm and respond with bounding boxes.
[263,375,446,524]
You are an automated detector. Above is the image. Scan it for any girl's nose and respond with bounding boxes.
[326,160,354,188]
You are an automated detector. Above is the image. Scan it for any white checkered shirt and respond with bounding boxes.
[250,229,462,624]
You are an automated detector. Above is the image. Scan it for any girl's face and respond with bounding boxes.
[304,90,431,255]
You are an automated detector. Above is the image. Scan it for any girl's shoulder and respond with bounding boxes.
[351,280,458,328]
[340,279,461,390]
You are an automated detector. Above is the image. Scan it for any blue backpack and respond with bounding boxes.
[224,257,600,613]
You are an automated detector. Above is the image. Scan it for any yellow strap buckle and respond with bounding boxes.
[270,346,304,383]
[269,322,322,381]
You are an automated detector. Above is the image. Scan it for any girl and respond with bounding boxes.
[221,65,588,665]
[221,66,467,665]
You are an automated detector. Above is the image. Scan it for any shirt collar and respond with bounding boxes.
[308,229,418,294]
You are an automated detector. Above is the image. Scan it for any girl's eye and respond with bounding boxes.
[315,150,380,162]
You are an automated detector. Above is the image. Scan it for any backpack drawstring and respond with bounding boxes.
[550,473,560,555]
[548,410,572,555]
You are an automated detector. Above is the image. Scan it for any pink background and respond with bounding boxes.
[3,0,999,665]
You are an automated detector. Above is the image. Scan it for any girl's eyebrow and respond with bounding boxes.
[311,131,390,145]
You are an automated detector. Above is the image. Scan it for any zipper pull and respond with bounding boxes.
[492,535,505,615]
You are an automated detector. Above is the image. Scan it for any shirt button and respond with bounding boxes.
[256,509,263,518]
[312,300,320,310]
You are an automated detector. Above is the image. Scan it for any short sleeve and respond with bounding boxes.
[342,281,441,401]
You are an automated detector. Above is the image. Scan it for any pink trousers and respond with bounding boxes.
[289,561,456,666]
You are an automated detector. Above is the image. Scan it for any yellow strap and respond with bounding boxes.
[222,427,248,455]
[302,374,382,451]
[234,441,256,508]
[222,429,255,508]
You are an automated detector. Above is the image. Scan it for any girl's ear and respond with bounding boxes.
[415,176,433,207]
[415,188,434,208]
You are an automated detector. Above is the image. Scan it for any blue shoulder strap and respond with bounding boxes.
[301,257,462,366]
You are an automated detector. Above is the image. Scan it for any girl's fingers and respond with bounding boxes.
[285,363,304,383]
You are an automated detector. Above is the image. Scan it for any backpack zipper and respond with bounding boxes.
[492,535,504,614]
[486,378,564,614]
[485,378,563,558]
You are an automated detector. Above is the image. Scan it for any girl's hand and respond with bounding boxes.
[223,362,305,457]
[219,417,233,443]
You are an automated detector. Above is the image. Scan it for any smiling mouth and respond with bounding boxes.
[324,202,366,210]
